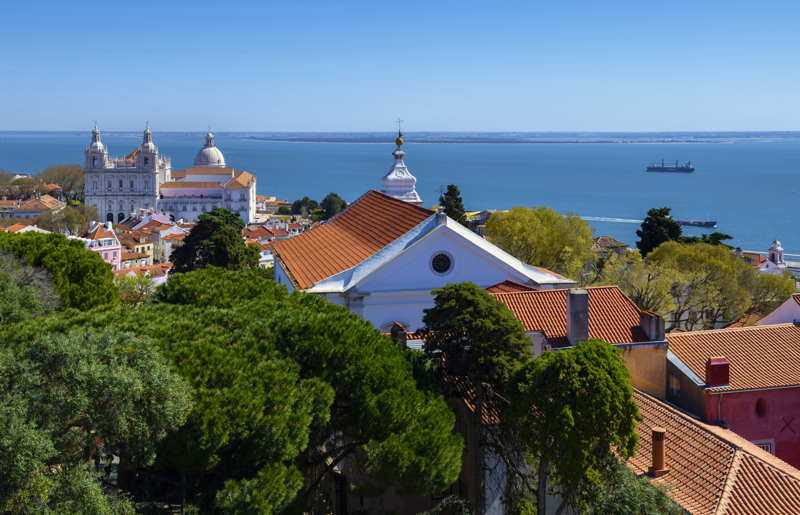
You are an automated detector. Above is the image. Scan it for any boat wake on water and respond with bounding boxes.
[581,216,643,224]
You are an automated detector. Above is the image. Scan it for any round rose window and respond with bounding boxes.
[432,253,452,274]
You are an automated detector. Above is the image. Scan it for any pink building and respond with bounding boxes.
[74,221,122,270]
[667,324,800,468]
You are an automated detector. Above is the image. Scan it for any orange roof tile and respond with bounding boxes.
[0,199,20,208]
[492,286,650,346]
[272,190,433,289]
[121,251,148,261]
[4,223,31,232]
[160,181,221,189]
[113,262,172,278]
[80,223,117,241]
[630,390,800,515]
[162,233,186,241]
[224,170,254,190]
[485,280,539,293]
[667,324,800,391]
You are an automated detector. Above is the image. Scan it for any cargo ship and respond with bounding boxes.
[646,160,695,173]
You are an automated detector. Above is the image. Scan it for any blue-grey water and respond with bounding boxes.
[1,131,798,253]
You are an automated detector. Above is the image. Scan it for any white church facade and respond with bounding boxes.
[83,128,256,224]
[273,137,574,330]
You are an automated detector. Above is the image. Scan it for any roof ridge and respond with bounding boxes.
[366,189,434,216]
[715,450,742,514]
[490,284,623,296]
[669,323,797,337]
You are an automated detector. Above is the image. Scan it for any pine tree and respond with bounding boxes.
[439,184,467,226]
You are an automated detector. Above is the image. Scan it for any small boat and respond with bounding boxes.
[646,160,695,173]
[675,220,717,228]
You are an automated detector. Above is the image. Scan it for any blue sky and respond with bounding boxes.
[2,1,799,131]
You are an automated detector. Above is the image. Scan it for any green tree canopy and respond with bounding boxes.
[320,192,347,220]
[291,196,319,216]
[4,267,463,512]
[0,253,60,325]
[507,339,640,514]
[597,250,677,315]
[37,165,84,201]
[0,328,190,512]
[484,206,594,278]
[586,459,682,514]
[439,184,467,226]
[0,232,118,310]
[170,207,259,273]
[35,204,100,235]
[636,207,682,256]
[422,282,531,392]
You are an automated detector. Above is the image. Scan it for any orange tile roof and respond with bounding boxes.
[162,233,186,241]
[485,280,539,293]
[243,226,270,239]
[272,190,433,289]
[113,262,172,278]
[121,251,148,261]
[224,170,254,190]
[667,324,800,391]
[4,223,31,233]
[81,224,117,240]
[492,286,650,346]
[160,181,221,189]
[15,198,52,212]
[630,390,800,515]
[39,194,63,209]
[0,199,21,208]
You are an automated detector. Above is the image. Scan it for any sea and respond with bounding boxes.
[1,131,798,254]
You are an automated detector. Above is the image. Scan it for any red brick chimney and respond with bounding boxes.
[705,356,730,387]
[648,427,669,476]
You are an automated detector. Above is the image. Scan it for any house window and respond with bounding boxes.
[751,439,775,455]
[144,157,149,165]
[130,179,134,190]
[431,252,453,274]
[93,180,98,191]
[107,180,111,191]
[119,179,123,191]
[756,399,767,418]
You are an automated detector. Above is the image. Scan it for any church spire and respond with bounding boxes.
[381,122,422,205]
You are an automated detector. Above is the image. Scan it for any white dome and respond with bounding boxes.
[193,132,226,168]
[381,148,422,204]
[87,127,106,152]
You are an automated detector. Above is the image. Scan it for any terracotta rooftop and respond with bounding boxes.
[485,280,539,293]
[224,170,254,190]
[162,233,186,241]
[81,223,117,241]
[121,251,148,261]
[492,286,650,346]
[113,262,172,278]
[667,324,800,392]
[4,223,31,233]
[160,181,221,189]
[181,167,235,176]
[272,190,433,289]
[243,226,270,239]
[0,199,20,208]
[630,389,800,515]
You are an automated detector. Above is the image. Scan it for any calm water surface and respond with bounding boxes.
[1,131,797,253]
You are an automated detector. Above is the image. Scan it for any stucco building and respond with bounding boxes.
[83,128,256,223]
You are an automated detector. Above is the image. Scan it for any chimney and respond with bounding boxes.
[705,356,730,387]
[648,427,669,476]
[567,289,589,345]
[639,311,665,341]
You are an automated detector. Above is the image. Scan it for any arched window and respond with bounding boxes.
[107,180,111,191]
[118,179,123,191]
[756,399,767,417]
[144,157,149,165]
[117,213,125,222]
[106,212,114,223]
[130,179,134,190]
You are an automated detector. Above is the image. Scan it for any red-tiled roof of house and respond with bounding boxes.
[121,251,148,261]
[0,199,20,208]
[272,190,433,289]
[14,198,51,212]
[44,183,62,190]
[113,262,172,278]
[4,223,31,233]
[243,226,270,239]
[80,223,117,241]
[38,194,63,209]
[224,171,254,190]
[492,286,650,346]
[265,227,289,237]
[667,324,800,392]
[630,389,800,515]
[485,280,539,293]
[162,233,186,241]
